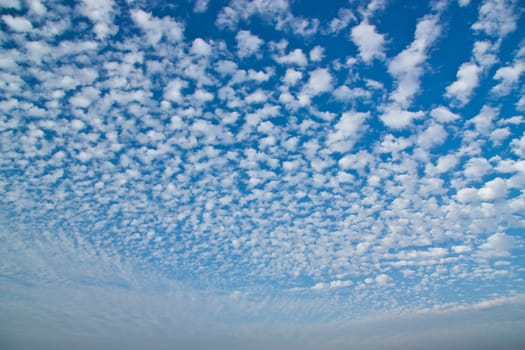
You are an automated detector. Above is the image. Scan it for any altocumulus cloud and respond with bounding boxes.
[0,0,524,349]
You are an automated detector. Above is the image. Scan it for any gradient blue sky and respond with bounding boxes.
[1,0,525,349]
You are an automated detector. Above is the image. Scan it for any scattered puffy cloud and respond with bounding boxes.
[216,0,289,30]
[191,37,212,56]
[245,89,268,104]
[479,233,519,257]
[0,1,523,347]
[351,21,385,63]
[282,68,302,85]
[164,78,188,102]
[470,105,498,135]
[380,105,424,129]
[193,0,209,13]
[375,274,391,285]
[326,111,368,153]
[471,0,519,38]
[274,48,308,66]
[2,14,33,32]
[0,0,22,9]
[326,8,356,34]
[446,0,520,106]
[388,15,441,108]
[131,9,184,45]
[27,0,47,15]
[511,133,525,157]
[215,0,318,37]
[236,30,264,58]
[464,157,492,179]
[435,154,459,173]
[445,62,481,106]
[77,0,116,39]
[312,279,352,290]
[333,86,371,102]
[478,177,507,201]
[430,106,460,123]
[491,45,525,96]
[417,123,447,149]
[309,45,324,62]
[302,68,333,96]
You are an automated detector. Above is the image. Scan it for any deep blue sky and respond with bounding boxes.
[1,0,524,349]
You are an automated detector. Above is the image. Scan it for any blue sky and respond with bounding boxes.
[1,0,524,349]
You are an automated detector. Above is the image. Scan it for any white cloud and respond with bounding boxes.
[445,62,481,106]
[164,78,187,102]
[375,274,391,285]
[215,60,238,75]
[478,177,507,201]
[336,171,355,183]
[351,21,385,63]
[338,150,373,171]
[492,61,525,96]
[447,1,519,105]
[452,245,472,253]
[78,0,116,39]
[326,111,368,153]
[2,1,524,337]
[193,89,214,103]
[69,87,100,108]
[333,86,371,102]
[380,105,424,129]
[363,0,387,17]
[376,134,412,154]
[517,96,525,112]
[472,0,518,38]
[479,232,519,257]
[71,119,86,131]
[511,133,525,157]
[456,187,479,202]
[435,154,459,173]
[490,127,511,146]
[497,115,523,126]
[248,68,273,82]
[282,68,302,85]
[191,38,212,56]
[131,9,184,45]
[327,8,356,34]
[309,45,324,62]
[245,89,268,104]
[464,157,491,180]
[0,0,21,9]
[312,279,352,290]
[470,105,497,135]
[302,68,333,96]
[472,40,499,68]
[193,0,209,13]
[215,0,318,37]
[2,14,33,32]
[275,48,308,66]
[282,15,319,37]
[236,30,263,58]
[27,0,47,16]
[388,15,441,107]
[430,106,460,123]
[417,123,447,149]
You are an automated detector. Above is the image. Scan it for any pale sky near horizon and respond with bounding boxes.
[1,0,524,349]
